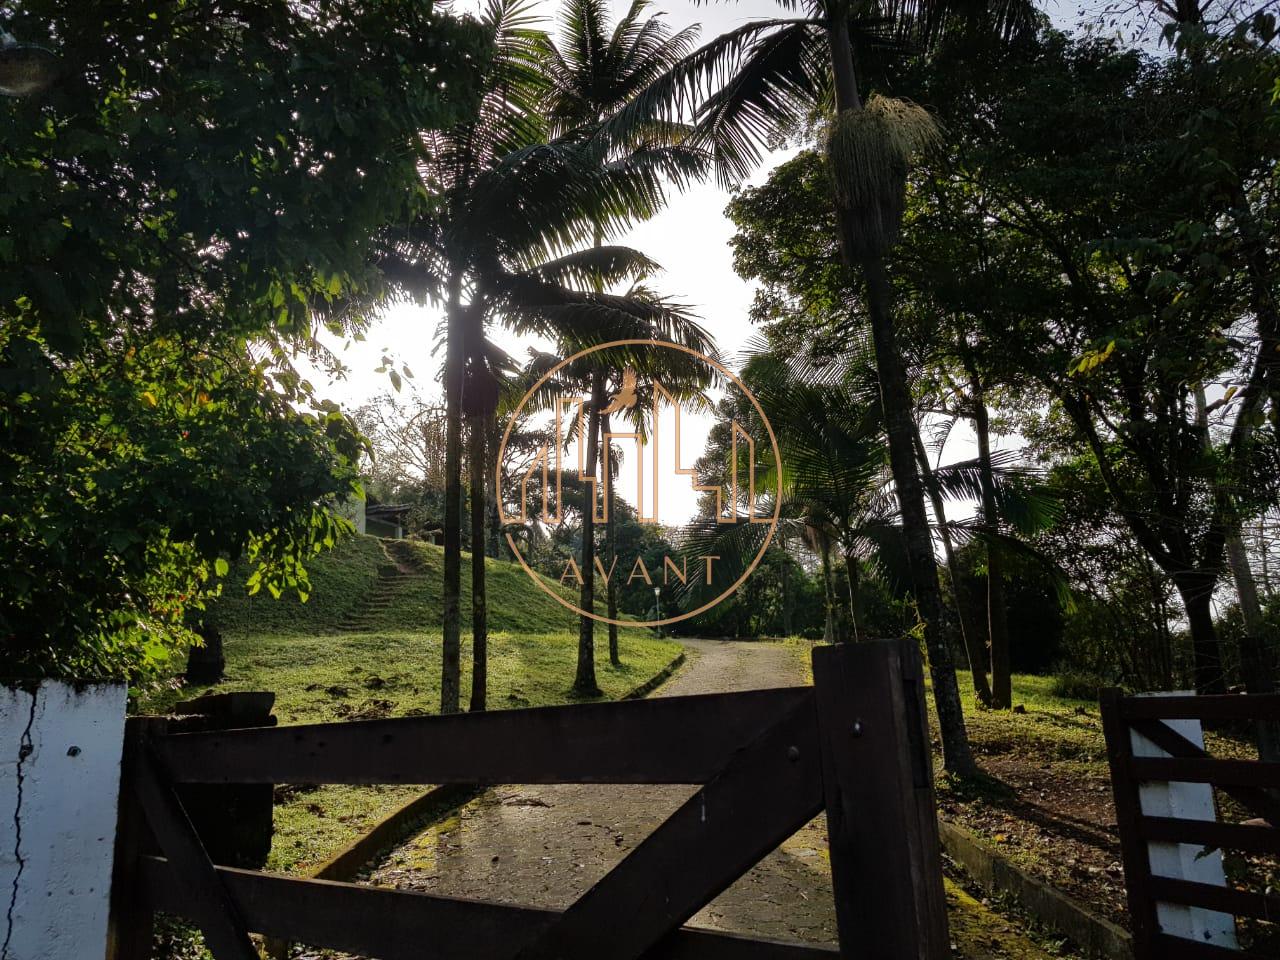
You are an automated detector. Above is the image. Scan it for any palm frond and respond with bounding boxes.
[522,246,662,289]
[931,453,1063,536]
[599,18,821,166]
[694,21,828,186]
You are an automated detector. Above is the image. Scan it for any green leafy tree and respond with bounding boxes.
[1,0,482,681]
[908,22,1280,695]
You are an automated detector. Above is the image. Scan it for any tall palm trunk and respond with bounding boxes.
[441,274,464,715]
[819,531,849,642]
[820,537,836,643]
[843,553,864,642]
[602,412,621,666]
[781,546,794,636]
[1259,517,1272,597]
[1227,527,1280,759]
[915,428,992,706]
[468,413,488,712]
[1196,387,1272,749]
[486,414,502,559]
[970,372,1012,708]
[827,20,975,775]
[574,371,604,696]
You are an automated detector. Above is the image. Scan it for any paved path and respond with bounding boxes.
[365,640,1064,958]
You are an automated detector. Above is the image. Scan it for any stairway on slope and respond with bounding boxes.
[337,539,431,632]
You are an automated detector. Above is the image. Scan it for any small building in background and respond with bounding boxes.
[364,503,412,539]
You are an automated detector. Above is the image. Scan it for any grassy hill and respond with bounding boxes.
[140,534,679,875]
[206,535,582,637]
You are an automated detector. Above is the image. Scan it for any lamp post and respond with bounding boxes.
[652,585,662,637]
[0,29,59,97]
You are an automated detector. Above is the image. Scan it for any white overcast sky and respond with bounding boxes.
[306,0,1084,524]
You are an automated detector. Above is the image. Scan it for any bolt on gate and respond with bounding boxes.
[107,639,948,960]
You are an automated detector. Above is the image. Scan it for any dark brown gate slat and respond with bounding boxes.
[1139,816,1280,855]
[113,642,951,960]
[138,858,840,960]
[153,686,813,785]
[1120,694,1280,722]
[512,699,825,960]
[1149,875,1280,922]
[131,743,258,960]
[106,717,162,960]
[813,638,948,960]
[1130,757,1280,789]
[1152,933,1277,959]
[1099,689,1159,960]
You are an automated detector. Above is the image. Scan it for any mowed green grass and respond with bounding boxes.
[782,642,1110,771]
[137,534,681,873]
[200,535,588,638]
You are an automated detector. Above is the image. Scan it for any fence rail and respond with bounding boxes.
[1101,689,1280,960]
[109,638,950,960]
[152,685,812,785]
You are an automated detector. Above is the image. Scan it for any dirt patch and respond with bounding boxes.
[940,757,1128,927]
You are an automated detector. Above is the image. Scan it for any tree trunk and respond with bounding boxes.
[440,278,464,715]
[862,258,975,772]
[781,546,793,636]
[828,542,851,642]
[602,412,621,666]
[843,553,864,642]
[574,371,604,697]
[1230,529,1272,688]
[468,413,488,713]
[1184,386,1228,696]
[1145,554,1176,689]
[1174,572,1227,694]
[971,376,1012,708]
[486,414,501,559]
[1228,527,1280,759]
[1260,517,1272,598]
[827,17,974,775]
[819,536,842,642]
[184,622,225,685]
[915,426,992,706]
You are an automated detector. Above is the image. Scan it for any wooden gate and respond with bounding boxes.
[1101,689,1280,960]
[108,639,948,960]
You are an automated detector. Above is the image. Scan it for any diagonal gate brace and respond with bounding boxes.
[512,698,825,960]
[132,740,259,960]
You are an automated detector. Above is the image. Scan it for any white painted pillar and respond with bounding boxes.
[0,682,127,960]
[1131,692,1239,950]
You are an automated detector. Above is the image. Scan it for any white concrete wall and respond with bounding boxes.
[0,682,126,960]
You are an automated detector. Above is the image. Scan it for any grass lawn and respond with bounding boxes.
[136,534,681,874]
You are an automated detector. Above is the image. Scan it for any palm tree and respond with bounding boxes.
[696,351,900,641]
[514,304,715,691]
[540,0,701,683]
[620,1,1033,774]
[379,0,704,712]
